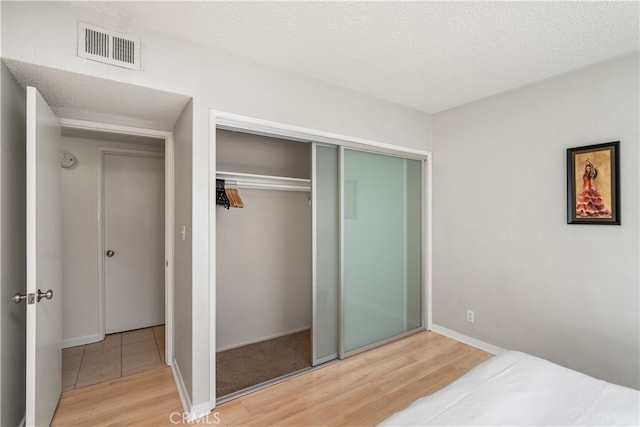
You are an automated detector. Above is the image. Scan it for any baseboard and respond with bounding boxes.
[171,359,212,422]
[62,333,104,349]
[189,402,214,423]
[429,324,506,355]
[216,326,311,352]
[170,360,193,416]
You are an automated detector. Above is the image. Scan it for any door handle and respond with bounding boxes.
[36,289,53,302]
[12,293,27,304]
[13,290,52,304]
[106,250,115,257]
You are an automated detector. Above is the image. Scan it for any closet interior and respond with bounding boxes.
[216,129,313,398]
[215,126,426,400]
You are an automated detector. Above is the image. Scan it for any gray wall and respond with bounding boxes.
[173,99,194,401]
[432,53,639,389]
[0,61,27,427]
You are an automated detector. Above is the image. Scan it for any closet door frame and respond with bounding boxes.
[311,143,341,366]
[210,110,433,406]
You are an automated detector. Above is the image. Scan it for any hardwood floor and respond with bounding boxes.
[52,331,492,426]
[52,366,182,426]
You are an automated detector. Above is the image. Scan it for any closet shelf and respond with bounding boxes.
[216,171,311,192]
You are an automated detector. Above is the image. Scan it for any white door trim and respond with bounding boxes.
[59,118,175,365]
[213,111,431,159]
[209,110,433,408]
[425,153,433,331]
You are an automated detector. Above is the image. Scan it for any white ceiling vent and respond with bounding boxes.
[78,22,140,70]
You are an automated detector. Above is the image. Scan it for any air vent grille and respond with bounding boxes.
[112,36,136,64]
[78,23,140,70]
[85,28,110,58]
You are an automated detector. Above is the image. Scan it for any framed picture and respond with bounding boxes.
[567,141,620,225]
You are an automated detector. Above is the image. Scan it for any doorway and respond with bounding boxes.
[2,61,189,423]
[215,129,313,399]
[59,125,174,391]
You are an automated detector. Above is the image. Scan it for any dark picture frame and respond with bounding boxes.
[567,141,620,225]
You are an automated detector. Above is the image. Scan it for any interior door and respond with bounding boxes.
[103,152,165,334]
[25,86,62,426]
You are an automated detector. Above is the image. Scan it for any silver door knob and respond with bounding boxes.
[12,293,27,303]
[106,250,115,257]
[37,289,53,302]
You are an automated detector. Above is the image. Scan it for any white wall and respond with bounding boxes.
[216,130,310,178]
[1,1,432,411]
[0,60,27,427]
[432,53,639,389]
[216,189,312,351]
[60,134,164,348]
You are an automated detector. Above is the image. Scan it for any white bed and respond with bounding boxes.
[380,351,639,426]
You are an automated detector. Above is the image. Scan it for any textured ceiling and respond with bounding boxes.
[70,1,639,114]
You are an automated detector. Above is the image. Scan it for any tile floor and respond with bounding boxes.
[62,325,165,391]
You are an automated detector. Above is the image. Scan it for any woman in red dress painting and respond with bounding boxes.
[576,159,610,217]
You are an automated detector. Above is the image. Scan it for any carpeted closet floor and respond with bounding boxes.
[216,330,311,397]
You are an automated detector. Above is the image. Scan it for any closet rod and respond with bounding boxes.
[217,170,311,192]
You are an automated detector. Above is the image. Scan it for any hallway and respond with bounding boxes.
[62,325,165,391]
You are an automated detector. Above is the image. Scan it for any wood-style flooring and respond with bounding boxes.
[52,331,492,426]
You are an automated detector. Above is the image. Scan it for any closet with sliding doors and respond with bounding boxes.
[215,127,425,401]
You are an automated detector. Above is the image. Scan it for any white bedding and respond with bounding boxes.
[380,351,639,426]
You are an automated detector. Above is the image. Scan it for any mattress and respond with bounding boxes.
[379,351,639,426]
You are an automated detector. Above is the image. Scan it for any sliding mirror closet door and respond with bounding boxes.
[312,144,340,365]
[342,148,422,356]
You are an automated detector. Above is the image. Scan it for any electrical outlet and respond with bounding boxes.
[466,310,475,323]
